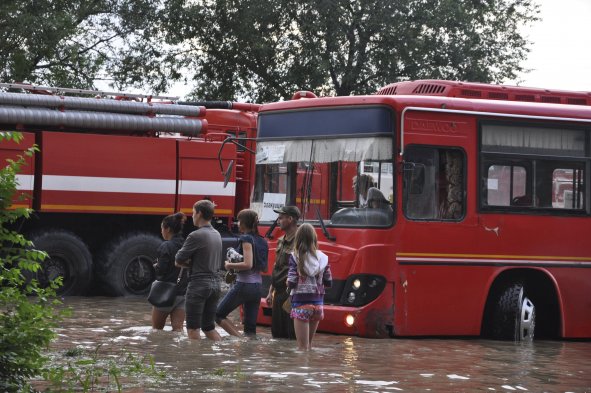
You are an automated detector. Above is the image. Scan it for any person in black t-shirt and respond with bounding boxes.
[152,212,188,331]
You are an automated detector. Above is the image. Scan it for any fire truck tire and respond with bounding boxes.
[29,231,93,296]
[99,233,160,297]
[491,283,536,342]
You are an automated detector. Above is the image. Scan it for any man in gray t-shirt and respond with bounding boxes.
[176,199,222,341]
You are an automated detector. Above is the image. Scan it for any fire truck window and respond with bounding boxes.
[403,147,465,221]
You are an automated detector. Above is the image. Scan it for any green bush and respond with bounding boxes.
[0,131,63,392]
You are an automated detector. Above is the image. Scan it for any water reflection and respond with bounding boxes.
[49,297,591,392]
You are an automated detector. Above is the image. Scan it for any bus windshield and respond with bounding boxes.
[251,148,394,227]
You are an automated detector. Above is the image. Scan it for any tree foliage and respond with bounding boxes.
[165,0,539,101]
[0,0,178,92]
[0,132,63,392]
[0,0,539,102]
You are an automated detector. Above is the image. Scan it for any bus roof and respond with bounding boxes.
[259,92,591,124]
[377,80,591,107]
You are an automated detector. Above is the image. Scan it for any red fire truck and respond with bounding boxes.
[254,80,591,341]
[1,83,258,296]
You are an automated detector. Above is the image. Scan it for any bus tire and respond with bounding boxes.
[491,283,536,341]
[29,231,93,296]
[99,233,160,297]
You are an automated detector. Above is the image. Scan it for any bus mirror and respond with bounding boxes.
[223,160,234,188]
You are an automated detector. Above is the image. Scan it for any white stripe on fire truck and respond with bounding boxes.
[15,175,34,191]
[178,180,235,196]
[42,175,235,196]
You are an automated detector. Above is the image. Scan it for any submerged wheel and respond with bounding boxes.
[29,231,93,296]
[491,283,536,341]
[99,233,160,296]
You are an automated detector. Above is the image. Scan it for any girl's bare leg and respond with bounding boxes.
[308,320,320,349]
[294,319,310,350]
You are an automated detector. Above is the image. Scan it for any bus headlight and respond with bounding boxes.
[345,314,355,327]
[339,274,386,307]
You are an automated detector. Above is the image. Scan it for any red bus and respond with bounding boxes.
[253,80,591,341]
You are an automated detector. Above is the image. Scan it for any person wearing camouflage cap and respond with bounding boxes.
[265,205,300,339]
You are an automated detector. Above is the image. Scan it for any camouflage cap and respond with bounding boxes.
[273,205,301,219]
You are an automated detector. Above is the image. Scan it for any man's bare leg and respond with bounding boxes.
[204,328,222,341]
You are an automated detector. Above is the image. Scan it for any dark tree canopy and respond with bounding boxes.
[0,0,178,92]
[1,0,539,102]
[167,0,539,101]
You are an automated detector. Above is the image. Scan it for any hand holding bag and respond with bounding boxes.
[148,268,184,307]
[281,289,292,314]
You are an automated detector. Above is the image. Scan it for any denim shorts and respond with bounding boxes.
[185,276,221,332]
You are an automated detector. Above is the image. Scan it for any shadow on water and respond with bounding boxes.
[48,297,591,392]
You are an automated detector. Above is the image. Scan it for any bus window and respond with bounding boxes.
[403,146,465,220]
[480,123,587,213]
[485,164,528,206]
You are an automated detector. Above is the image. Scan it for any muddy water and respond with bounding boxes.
[50,297,591,392]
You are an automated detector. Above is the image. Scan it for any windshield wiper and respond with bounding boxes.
[315,206,336,241]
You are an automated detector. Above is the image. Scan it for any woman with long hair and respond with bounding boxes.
[287,223,332,350]
[216,209,268,337]
[152,212,187,331]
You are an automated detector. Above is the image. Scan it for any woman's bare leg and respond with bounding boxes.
[170,308,186,332]
[151,307,168,330]
[217,318,242,337]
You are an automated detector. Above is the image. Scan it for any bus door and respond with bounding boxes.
[396,144,481,336]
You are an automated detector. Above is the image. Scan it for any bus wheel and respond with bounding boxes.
[29,231,93,296]
[492,283,536,341]
[99,233,160,297]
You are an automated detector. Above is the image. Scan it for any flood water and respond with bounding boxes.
[47,297,591,392]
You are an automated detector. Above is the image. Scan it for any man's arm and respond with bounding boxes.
[175,233,198,268]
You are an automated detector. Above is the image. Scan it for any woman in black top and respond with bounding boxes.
[152,212,188,331]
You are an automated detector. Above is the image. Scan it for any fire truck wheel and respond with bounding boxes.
[491,283,536,342]
[29,231,93,296]
[100,233,160,296]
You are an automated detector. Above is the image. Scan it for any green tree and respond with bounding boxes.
[162,0,539,101]
[0,131,62,392]
[0,0,178,92]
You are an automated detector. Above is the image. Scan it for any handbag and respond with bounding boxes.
[282,288,292,314]
[148,268,184,307]
[282,297,292,314]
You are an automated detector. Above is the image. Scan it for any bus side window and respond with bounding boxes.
[403,147,465,221]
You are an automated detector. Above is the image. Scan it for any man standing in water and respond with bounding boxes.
[265,205,300,339]
[176,199,222,341]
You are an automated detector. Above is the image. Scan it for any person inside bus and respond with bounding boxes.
[367,187,391,210]
[366,187,393,225]
[353,174,376,207]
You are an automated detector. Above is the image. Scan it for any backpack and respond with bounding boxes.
[241,234,269,272]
